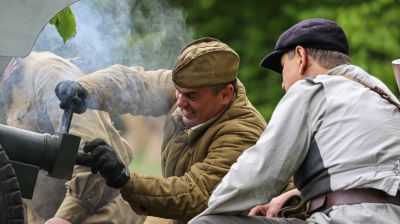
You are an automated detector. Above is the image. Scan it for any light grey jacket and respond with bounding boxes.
[192,64,400,224]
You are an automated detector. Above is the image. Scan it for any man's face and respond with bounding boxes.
[281,53,303,91]
[175,85,229,128]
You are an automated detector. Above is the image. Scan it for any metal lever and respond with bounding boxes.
[59,107,73,133]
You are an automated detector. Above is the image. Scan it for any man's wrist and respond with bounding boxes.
[106,168,130,188]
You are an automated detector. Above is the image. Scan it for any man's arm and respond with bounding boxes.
[77,116,264,221]
[32,58,131,223]
[77,65,176,116]
[120,121,263,221]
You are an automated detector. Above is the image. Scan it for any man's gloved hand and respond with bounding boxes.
[75,138,130,188]
[55,80,88,114]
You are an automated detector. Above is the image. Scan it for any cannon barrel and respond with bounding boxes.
[0,124,59,171]
[0,124,80,198]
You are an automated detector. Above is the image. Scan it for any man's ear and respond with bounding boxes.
[295,46,308,76]
[221,84,234,105]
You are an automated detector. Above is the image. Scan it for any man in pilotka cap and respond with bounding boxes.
[189,18,400,224]
[54,37,267,224]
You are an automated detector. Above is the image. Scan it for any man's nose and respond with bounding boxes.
[176,94,187,107]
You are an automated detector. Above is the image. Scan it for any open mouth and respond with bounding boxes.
[180,108,195,118]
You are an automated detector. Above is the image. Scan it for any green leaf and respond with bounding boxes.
[50,7,77,44]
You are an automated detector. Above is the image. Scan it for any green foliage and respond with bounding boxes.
[50,7,77,44]
[171,0,400,120]
[300,0,400,98]
[170,0,298,119]
[50,1,400,119]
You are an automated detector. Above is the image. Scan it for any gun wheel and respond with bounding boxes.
[0,147,24,224]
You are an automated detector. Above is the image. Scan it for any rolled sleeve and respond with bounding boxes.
[56,171,120,223]
[78,65,176,116]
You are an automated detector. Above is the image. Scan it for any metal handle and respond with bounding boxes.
[59,107,73,133]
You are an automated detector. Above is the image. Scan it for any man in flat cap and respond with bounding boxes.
[54,37,267,224]
[189,18,400,224]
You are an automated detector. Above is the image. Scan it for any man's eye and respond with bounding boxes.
[186,93,198,99]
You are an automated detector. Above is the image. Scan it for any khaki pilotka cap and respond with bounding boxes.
[172,37,240,88]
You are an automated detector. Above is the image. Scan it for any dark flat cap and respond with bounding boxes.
[260,18,349,74]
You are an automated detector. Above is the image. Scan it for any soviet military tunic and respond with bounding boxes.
[77,64,267,224]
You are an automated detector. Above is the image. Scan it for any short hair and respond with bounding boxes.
[287,48,351,69]
[210,79,238,95]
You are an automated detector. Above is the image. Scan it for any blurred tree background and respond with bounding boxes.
[46,2,400,222]
[52,0,400,119]
[168,0,400,119]
[47,0,400,176]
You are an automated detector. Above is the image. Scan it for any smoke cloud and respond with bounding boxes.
[34,0,193,72]
[1,0,193,131]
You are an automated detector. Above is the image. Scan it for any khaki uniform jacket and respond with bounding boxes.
[0,52,144,224]
[78,65,267,224]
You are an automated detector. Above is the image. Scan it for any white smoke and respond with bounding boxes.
[2,0,193,131]
[33,0,193,72]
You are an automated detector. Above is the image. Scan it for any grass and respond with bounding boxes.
[128,147,162,177]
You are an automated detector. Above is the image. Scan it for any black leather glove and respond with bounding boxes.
[75,138,130,188]
[55,80,88,114]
